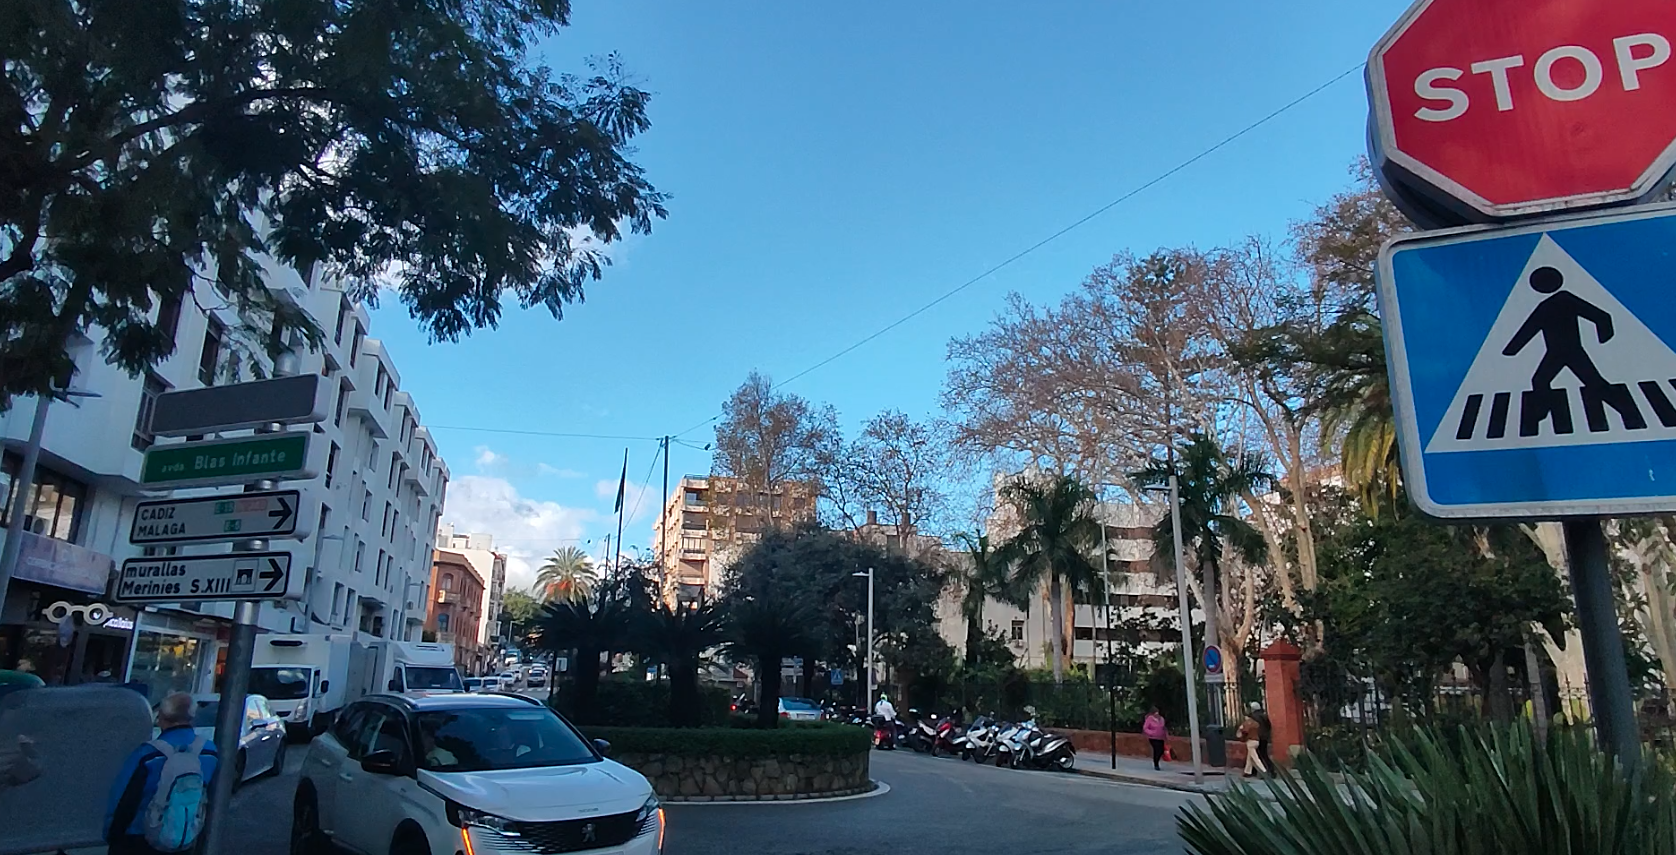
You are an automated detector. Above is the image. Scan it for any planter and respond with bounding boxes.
[587,725,873,802]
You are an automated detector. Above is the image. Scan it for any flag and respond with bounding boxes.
[613,450,628,514]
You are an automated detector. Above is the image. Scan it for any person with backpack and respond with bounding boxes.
[104,693,219,855]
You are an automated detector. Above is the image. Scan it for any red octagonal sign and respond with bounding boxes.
[1370,0,1676,220]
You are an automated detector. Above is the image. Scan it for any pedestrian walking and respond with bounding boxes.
[1142,706,1168,771]
[104,693,219,855]
[1236,707,1263,778]
[1252,704,1276,776]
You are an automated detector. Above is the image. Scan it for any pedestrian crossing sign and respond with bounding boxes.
[1378,204,1676,518]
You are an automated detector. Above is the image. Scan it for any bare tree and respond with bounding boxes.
[822,410,950,535]
[712,371,839,494]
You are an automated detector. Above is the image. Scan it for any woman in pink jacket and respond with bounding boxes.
[1142,707,1168,771]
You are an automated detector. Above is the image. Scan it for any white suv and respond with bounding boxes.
[292,693,663,855]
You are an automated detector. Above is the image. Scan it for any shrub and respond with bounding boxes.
[552,678,731,727]
[1178,723,1676,855]
[584,722,871,758]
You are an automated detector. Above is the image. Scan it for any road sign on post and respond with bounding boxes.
[129,490,307,545]
[150,374,328,436]
[113,551,301,603]
[1378,204,1676,518]
[1202,645,1224,678]
[140,433,316,488]
[1368,0,1676,221]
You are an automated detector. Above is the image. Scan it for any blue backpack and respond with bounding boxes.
[141,736,209,852]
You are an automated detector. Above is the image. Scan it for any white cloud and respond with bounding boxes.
[537,463,585,479]
[595,478,663,526]
[474,446,508,472]
[441,475,597,593]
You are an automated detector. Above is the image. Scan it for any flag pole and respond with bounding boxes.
[614,448,628,577]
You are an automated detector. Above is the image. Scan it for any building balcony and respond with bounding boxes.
[436,589,458,604]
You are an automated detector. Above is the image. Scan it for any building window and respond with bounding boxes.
[362,488,372,520]
[353,540,364,574]
[344,588,356,627]
[376,549,387,587]
[349,325,364,367]
[373,366,386,400]
[334,380,350,428]
[383,381,394,411]
[1010,620,1025,643]
[334,299,350,345]
[684,489,705,506]
[441,573,454,591]
[388,453,399,489]
[156,293,182,348]
[437,613,449,633]
[198,317,225,385]
[0,455,88,542]
[325,442,340,488]
[131,374,168,451]
[330,583,344,625]
[382,502,393,537]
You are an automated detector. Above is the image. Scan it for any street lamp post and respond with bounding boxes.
[854,568,874,707]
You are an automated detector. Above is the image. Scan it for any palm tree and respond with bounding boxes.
[535,546,598,603]
[1131,432,1274,673]
[954,532,1026,667]
[994,474,1105,685]
[722,595,816,728]
[635,599,726,727]
[529,576,638,722]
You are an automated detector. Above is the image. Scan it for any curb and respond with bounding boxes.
[1069,767,1224,795]
[663,779,889,805]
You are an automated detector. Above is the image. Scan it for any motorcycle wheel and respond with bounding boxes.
[1054,748,1076,771]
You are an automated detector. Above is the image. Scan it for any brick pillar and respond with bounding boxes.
[1259,639,1304,766]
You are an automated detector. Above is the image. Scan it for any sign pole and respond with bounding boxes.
[1563,518,1641,769]
[1170,473,1204,784]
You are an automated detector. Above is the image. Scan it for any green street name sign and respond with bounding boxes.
[141,434,315,488]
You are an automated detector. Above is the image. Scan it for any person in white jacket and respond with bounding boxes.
[873,693,897,721]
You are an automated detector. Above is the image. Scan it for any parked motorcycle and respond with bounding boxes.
[951,715,994,761]
[872,715,899,750]
[930,714,965,757]
[1013,721,1077,771]
[991,719,1028,767]
[905,709,938,753]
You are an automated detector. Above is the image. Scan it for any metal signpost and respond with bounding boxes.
[110,351,322,855]
[129,490,306,545]
[1366,0,1676,767]
[1202,645,1224,679]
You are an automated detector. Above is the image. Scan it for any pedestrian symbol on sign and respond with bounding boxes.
[1428,235,1676,453]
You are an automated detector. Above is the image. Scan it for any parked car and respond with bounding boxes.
[462,678,484,693]
[479,676,502,692]
[292,693,663,855]
[778,697,822,722]
[497,670,519,687]
[190,694,288,784]
[526,666,548,689]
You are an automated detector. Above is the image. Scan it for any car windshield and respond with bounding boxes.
[464,678,482,690]
[416,708,597,772]
[782,698,819,710]
[248,667,312,701]
[406,666,464,691]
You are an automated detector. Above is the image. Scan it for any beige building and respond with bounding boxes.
[435,524,508,658]
[652,475,819,602]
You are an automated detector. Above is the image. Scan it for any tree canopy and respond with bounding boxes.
[2,0,665,406]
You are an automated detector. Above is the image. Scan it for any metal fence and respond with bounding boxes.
[1300,677,1676,766]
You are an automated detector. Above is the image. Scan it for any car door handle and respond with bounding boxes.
[339,772,354,782]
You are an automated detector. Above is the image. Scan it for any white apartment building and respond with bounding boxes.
[435,523,508,658]
[946,474,1195,677]
[0,259,450,701]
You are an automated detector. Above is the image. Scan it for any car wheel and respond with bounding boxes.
[265,740,288,778]
[291,789,324,855]
[390,824,429,855]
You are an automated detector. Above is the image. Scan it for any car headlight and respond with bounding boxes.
[635,794,661,837]
[293,699,310,719]
[447,802,519,836]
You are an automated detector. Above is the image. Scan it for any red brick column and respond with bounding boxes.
[1259,640,1304,766]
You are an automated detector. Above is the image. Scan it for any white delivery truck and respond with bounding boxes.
[250,632,361,739]
[368,640,465,694]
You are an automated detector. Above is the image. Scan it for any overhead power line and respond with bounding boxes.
[429,425,661,441]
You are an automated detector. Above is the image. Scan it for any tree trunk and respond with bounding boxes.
[1200,560,1220,657]
[757,651,784,729]
[797,646,817,699]
[1524,638,1550,741]
[573,646,601,722]
[1486,651,1512,722]
[1285,430,1319,592]
[670,654,701,727]
[965,614,983,666]
[1048,573,1065,685]
[1634,519,1676,709]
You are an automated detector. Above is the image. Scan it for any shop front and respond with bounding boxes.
[0,530,133,685]
[126,608,228,703]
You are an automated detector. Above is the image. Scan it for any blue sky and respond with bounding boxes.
[369,1,1414,589]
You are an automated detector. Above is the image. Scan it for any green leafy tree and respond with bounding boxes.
[722,595,815,729]
[634,600,725,727]
[535,546,598,603]
[954,532,1025,667]
[994,474,1105,685]
[1133,432,1274,675]
[500,587,543,648]
[530,573,641,722]
[1,0,666,408]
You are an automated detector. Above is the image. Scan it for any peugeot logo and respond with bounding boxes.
[580,823,596,844]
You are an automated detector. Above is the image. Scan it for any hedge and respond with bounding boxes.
[583,723,871,758]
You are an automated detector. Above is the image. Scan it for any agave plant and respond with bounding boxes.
[1178,723,1676,855]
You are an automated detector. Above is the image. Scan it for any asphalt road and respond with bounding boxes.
[227,740,1201,855]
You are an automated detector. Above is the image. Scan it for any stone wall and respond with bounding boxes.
[612,751,872,802]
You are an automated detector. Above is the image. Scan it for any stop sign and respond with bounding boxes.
[1369,0,1676,220]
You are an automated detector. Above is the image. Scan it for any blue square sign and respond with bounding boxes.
[1379,204,1676,519]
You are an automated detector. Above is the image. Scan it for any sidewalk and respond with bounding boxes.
[1071,752,1245,794]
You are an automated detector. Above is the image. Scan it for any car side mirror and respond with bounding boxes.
[387,679,401,692]
[361,749,406,775]
[317,680,330,696]
[592,738,611,756]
